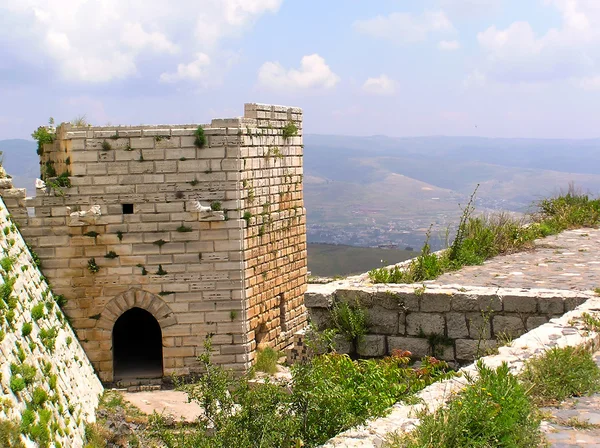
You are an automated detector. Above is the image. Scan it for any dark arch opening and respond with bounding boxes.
[113,307,163,380]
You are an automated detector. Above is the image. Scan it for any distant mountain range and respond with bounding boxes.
[3,135,600,249]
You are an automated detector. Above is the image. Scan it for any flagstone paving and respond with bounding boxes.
[430,228,600,292]
[541,351,600,447]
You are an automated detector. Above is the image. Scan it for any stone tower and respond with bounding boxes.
[1,103,307,382]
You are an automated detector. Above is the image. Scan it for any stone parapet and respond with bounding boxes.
[294,283,592,363]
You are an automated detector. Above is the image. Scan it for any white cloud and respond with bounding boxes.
[257,54,340,90]
[354,10,454,44]
[473,0,600,84]
[0,0,281,83]
[575,75,600,90]
[463,69,487,88]
[438,39,460,51]
[160,53,211,83]
[439,0,502,18]
[362,75,397,95]
[121,23,179,54]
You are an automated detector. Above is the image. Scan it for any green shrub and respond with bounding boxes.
[194,125,206,148]
[0,277,15,304]
[31,303,45,321]
[210,201,222,211]
[255,347,281,375]
[393,361,542,448]
[21,322,32,337]
[330,301,367,344]
[9,377,25,393]
[39,327,58,352]
[165,341,455,447]
[31,126,55,156]
[521,346,600,405]
[0,257,13,273]
[54,294,67,308]
[282,122,298,140]
[55,172,71,188]
[32,387,48,408]
[0,419,25,448]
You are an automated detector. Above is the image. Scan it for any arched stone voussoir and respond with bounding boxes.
[96,288,178,330]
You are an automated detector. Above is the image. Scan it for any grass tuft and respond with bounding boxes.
[255,347,281,375]
[389,361,542,448]
[370,188,600,284]
[521,345,600,406]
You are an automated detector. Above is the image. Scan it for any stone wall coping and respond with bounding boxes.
[321,296,600,447]
[307,283,596,306]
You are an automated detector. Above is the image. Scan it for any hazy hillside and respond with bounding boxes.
[3,135,600,250]
[304,135,600,248]
[0,139,37,193]
[307,243,416,277]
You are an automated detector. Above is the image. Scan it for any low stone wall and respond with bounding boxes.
[0,196,103,447]
[322,292,600,447]
[298,283,591,363]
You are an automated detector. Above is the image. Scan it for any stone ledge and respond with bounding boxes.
[321,296,600,447]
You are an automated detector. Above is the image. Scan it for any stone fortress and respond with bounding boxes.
[0,103,307,383]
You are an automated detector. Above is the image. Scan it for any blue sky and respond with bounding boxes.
[1,0,600,140]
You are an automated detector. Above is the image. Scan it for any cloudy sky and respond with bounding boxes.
[1,0,600,140]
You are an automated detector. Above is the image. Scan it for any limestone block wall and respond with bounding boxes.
[0,193,103,448]
[241,104,307,353]
[1,103,307,382]
[299,284,589,363]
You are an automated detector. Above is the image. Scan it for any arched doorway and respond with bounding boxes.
[112,307,163,380]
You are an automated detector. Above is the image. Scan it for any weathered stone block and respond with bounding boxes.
[420,293,452,312]
[452,294,502,312]
[493,315,526,338]
[446,312,469,339]
[538,297,564,314]
[387,336,429,358]
[502,295,537,313]
[332,334,353,355]
[406,312,445,336]
[367,305,399,335]
[309,308,333,330]
[356,335,386,357]
[466,312,492,339]
[455,339,498,361]
[304,291,333,308]
[526,316,548,330]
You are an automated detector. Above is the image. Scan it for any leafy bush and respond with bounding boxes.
[9,377,25,393]
[282,122,298,140]
[156,341,455,448]
[521,346,600,405]
[31,126,55,156]
[21,322,32,337]
[31,303,45,321]
[54,172,71,188]
[0,257,13,273]
[392,362,542,448]
[331,301,367,344]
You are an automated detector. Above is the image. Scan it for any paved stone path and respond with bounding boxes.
[432,228,600,291]
[541,351,600,447]
[121,390,203,422]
